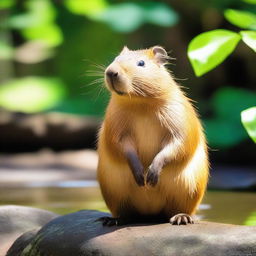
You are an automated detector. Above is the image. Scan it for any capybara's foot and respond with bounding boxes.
[170,213,194,225]
[97,216,127,226]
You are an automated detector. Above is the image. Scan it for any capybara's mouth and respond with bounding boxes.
[109,79,125,95]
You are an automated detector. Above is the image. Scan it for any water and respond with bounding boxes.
[0,183,255,225]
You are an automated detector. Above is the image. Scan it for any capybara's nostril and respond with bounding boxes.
[106,70,118,78]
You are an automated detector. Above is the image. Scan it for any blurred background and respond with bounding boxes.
[0,0,255,226]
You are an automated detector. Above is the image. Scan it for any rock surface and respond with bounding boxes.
[7,210,256,256]
[0,205,58,256]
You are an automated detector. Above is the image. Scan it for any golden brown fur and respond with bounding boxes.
[97,46,209,224]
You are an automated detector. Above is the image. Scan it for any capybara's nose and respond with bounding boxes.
[106,70,118,79]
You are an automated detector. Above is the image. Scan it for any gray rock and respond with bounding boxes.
[8,210,256,256]
[6,229,39,256]
[0,205,58,256]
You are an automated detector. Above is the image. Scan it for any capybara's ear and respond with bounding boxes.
[121,46,129,54]
[152,46,169,65]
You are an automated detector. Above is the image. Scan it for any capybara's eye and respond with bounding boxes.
[137,60,145,67]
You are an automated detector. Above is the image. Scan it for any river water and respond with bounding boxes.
[0,182,255,225]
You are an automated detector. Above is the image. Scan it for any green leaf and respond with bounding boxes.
[92,2,179,33]
[140,2,178,27]
[0,77,66,113]
[243,0,256,4]
[64,0,108,17]
[8,0,56,29]
[7,0,63,47]
[240,30,256,52]
[53,95,109,117]
[244,211,256,225]
[0,0,14,9]
[204,87,256,148]
[22,24,63,47]
[94,3,144,33]
[203,118,246,148]
[0,41,14,60]
[241,107,256,143]
[224,9,256,30]
[188,29,241,76]
[212,87,256,122]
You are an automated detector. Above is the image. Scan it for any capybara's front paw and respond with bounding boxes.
[134,172,145,186]
[146,164,159,186]
[170,213,194,225]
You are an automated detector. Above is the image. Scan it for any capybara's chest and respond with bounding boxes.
[131,114,167,167]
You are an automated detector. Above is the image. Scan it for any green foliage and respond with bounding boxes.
[241,107,256,143]
[23,24,62,47]
[0,0,179,115]
[64,0,108,17]
[52,94,109,117]
[212,87,256,122]
[240,30,256,52]
[187,3,256,144]
[0,41,13,59]
[204,118,246,147]
[7,0,63,47]
[0,0,14,9]
[0,0,255,151]
[97,2,179,33]
[243,0,256,3]
[188,8,256,76]
[244,211,256,225]
[136,2,179,27]
[7,0,55,29]
[203,87,256,147]
[66,1,179,33]
[224,9,256,30]
[0,77,66,113]
[96,3,144,33]
[188,30,241,76]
